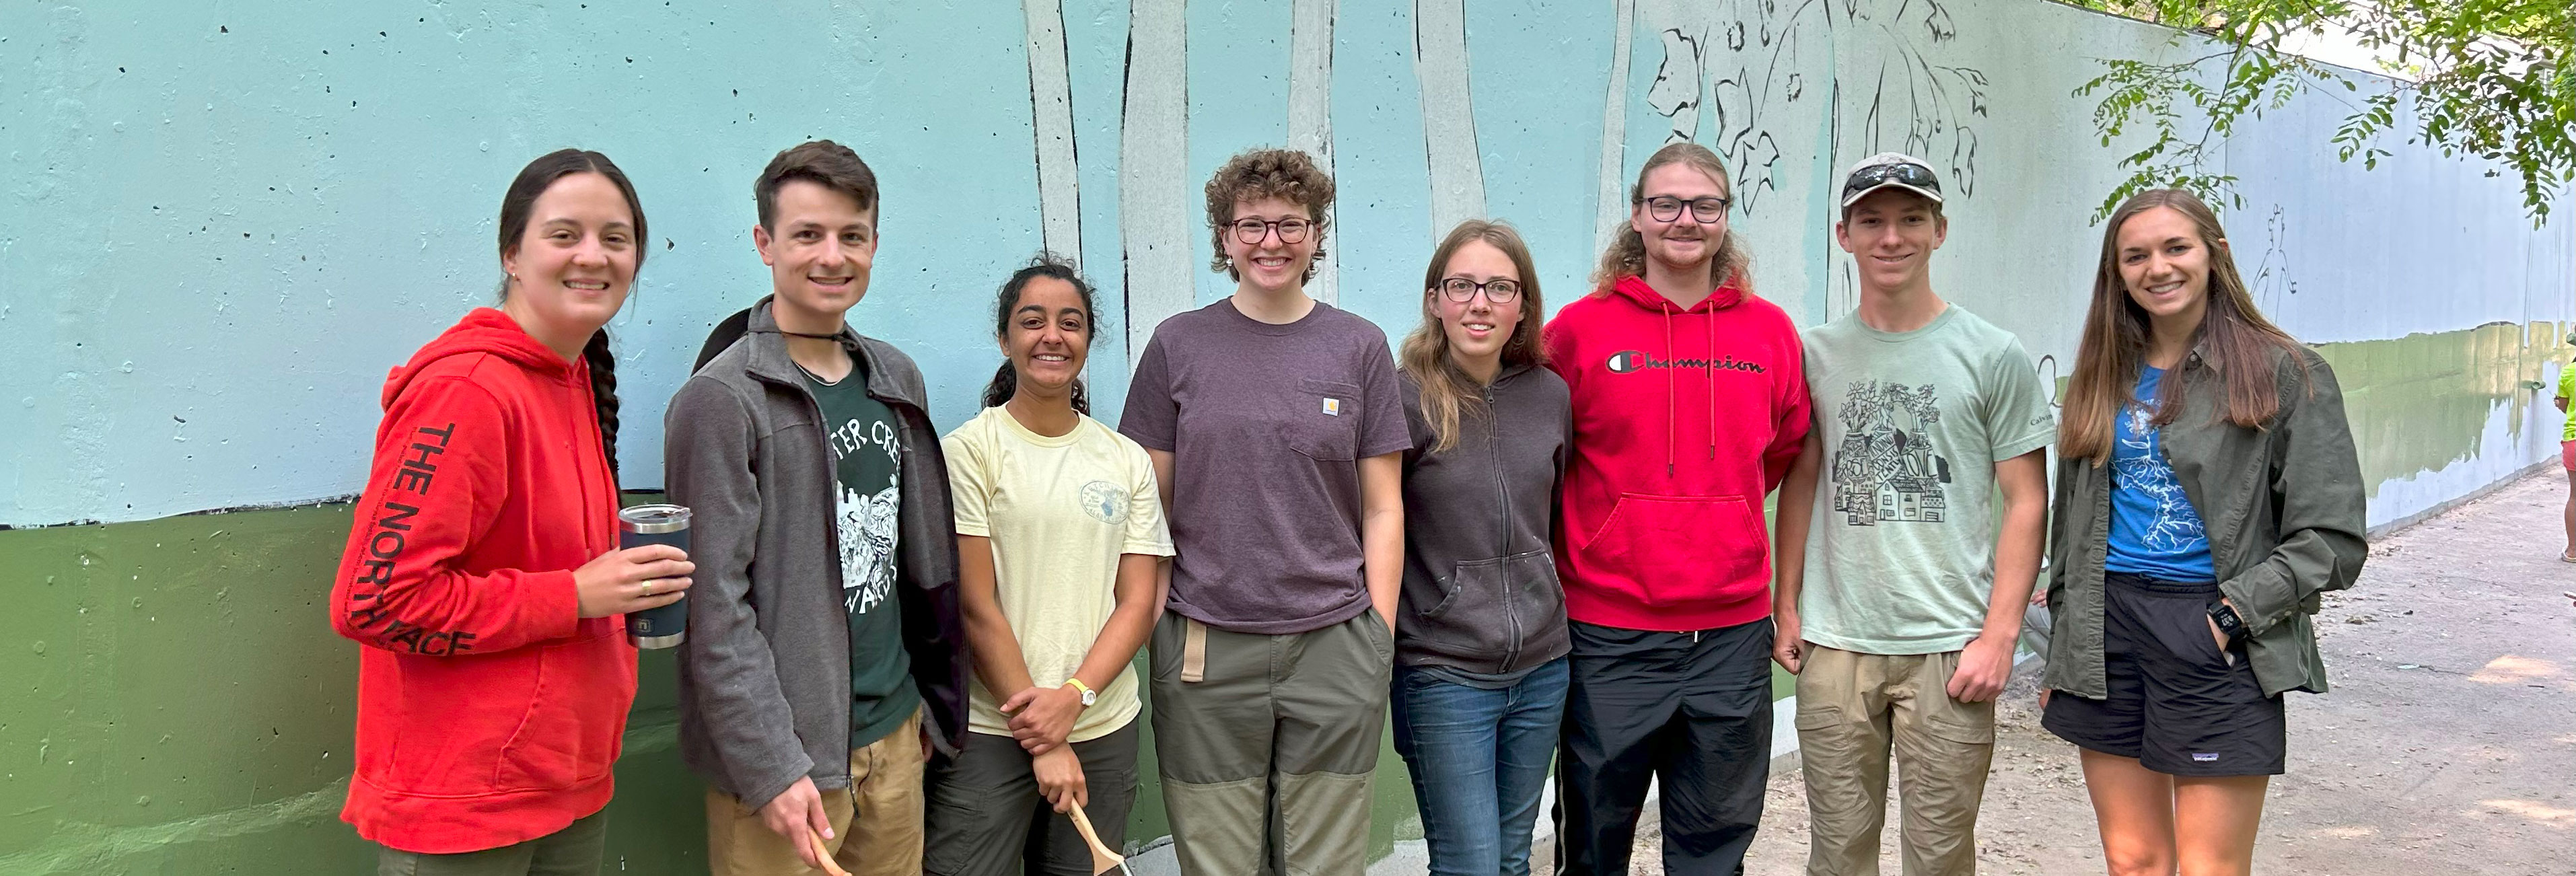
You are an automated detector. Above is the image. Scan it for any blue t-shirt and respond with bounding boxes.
[2104,367,2217,581]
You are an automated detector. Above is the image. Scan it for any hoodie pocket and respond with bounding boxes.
[1287,378,1361,461]
[493,636,631,793]
[1587,495,1768,605]
[1419,550,1561,665]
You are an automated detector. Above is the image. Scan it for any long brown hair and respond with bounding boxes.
[2060,189,2305,464]
[1591,141,1752,293]
[1400,220,1548,453]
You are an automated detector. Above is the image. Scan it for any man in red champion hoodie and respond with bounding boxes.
[1543,142,1812,875]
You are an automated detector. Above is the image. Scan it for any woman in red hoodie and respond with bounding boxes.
[330,149,694,874]
[1542,141,1811,875]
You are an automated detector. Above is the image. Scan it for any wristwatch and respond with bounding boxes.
[1063,678,1097,708]
[2207,600,2246,647]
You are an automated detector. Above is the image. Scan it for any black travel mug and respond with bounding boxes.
[618,503,691,649]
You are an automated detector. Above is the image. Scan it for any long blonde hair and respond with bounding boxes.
[2059,189,2305,464]
[1400,220,1548,453]
[1591,141,1752,293]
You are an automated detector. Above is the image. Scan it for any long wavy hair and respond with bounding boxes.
[1591,141,1752,293]
[1399,220,1548,453]
[2059,188,2305,464]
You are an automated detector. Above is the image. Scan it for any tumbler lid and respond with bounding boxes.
[618,503,692,534]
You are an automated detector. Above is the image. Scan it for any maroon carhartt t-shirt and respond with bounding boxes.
[1119,299,1410,634]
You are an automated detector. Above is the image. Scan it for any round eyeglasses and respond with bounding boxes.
[1230,217,1314,245]
[1435,277,1522,304]
[1642,195,1732,223]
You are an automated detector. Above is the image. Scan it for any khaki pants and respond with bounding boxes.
[1149,610,1393,876]
[1793,647,1995,876]
[706,707,925,876]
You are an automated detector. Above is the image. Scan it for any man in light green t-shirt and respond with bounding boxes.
[1773,153,2053,876]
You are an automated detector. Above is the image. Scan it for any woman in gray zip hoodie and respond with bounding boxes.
[1390,220,1573,876]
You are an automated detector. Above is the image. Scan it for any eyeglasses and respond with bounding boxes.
[1642,195,1731,223]
[1435,277,1522,304]
[1230,217,1314,245]
[1840,161,1941,202]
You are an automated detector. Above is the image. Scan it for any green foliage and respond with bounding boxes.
[2063,0,2574,224]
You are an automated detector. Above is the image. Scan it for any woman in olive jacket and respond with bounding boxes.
[2040,189,2365,876]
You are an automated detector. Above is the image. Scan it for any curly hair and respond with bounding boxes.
[1204,148,1334,281]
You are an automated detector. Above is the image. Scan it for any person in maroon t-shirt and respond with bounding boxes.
[1118,148,1409,876]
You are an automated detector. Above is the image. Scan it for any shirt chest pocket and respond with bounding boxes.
[1287,377,1361,461]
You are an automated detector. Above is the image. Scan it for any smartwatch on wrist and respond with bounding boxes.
[2207,600,2246,647]
[1063,678,1097,708]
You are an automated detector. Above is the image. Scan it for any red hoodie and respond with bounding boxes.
[1543,275,1812,632]
[330,308,635,853]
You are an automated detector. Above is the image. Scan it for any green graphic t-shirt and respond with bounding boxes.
[803,359,918,748]
[1797,305,2056,655]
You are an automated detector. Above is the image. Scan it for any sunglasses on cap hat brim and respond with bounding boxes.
[1840,161,1942,207]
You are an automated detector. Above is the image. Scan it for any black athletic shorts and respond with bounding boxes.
[2042,573,2286,776]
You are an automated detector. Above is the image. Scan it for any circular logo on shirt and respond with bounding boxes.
[1607,350,1649,373]
[1078,480,1129,524]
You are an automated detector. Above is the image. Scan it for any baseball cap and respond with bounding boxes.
[1840,152,1943,208]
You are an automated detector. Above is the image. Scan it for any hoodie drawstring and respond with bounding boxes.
[1706,310,1718,462]
[1661,303,1676,478]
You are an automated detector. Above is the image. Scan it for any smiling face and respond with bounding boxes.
[1836,188,1946,294]
[754,178,879,325]
[1003,275,1091,398]
[1432,239,1525,371]
[1223,196,1318,295]
[2114,205,2216,330]
[499,172,637,349]
[1631,162,1730,275]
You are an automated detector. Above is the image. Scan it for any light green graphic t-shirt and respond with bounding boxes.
[1797,305,2055,655]
[2557,363,2575,441]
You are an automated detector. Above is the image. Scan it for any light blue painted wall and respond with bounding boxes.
[3,1,2569,528]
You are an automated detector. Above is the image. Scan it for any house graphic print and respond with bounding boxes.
[1831,380,1953,526]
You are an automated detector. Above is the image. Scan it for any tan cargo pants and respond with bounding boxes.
[1793,647,1996,876]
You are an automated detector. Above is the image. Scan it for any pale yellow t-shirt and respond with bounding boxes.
[942,406,1174,742]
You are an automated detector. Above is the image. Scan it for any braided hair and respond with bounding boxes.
[495,149,647,480]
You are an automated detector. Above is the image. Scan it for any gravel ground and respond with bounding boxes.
[1542,470,2576,875]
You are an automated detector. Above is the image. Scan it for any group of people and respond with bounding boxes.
[328,137,2367,876]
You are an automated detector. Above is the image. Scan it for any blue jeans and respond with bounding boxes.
[1389,657,1571,876]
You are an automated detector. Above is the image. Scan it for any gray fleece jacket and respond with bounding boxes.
[663,298,968,810]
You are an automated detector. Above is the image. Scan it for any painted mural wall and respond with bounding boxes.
[3,0,2567,872]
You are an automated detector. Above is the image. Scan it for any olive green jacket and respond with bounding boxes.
[2042,344,2367,698]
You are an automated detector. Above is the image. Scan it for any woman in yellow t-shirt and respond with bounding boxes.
[923,256,1175,876]
[2556,345,2575,562]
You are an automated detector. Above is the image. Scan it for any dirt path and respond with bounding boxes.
[1578,471,2576,875]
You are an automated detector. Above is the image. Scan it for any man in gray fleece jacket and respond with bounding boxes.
[664,141,968,876]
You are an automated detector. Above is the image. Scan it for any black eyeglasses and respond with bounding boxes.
[1230,217,1314,245]
[1435,277,1522,303]
[1841,161,1941,202]
[1642,195,1731,223]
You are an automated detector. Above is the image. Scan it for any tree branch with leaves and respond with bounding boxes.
[2068,0,2573,223]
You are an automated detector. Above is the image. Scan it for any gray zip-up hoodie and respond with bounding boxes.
[1395,364,1574,676]
[663,299,968,811]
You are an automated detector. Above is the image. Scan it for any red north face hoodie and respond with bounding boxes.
[1543,275,1812,632]
[330,308,635,853]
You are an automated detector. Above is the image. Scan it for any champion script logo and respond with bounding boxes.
[1604,350,1768,375]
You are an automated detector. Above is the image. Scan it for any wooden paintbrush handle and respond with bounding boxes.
[1067,804,1126,872]
[806,828,853,876]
